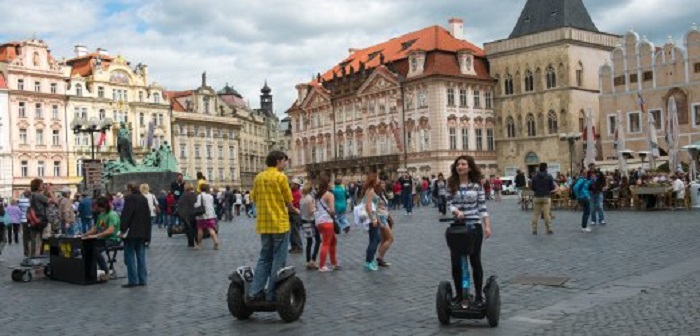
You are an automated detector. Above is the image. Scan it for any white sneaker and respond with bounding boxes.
[590,222,597,226]
[318,266,332,273]
[582,227,592,233]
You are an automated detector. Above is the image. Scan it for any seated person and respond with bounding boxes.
[83,196,121,277]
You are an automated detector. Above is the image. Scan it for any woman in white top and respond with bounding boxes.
[194,183,220,250]
[234,190,243,216]
[140,184,160,228]
[314,176,338,272]
[300,184,321,269]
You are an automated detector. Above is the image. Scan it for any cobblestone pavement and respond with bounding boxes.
[0,197,698,335]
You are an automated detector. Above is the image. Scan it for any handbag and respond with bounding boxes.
[318,199,340,234]
[194,194,206,216]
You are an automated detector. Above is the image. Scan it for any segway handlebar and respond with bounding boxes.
[439,217,466,223]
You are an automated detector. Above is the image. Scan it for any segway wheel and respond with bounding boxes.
[22,270,33,282]
[43,265,53,279]
[276,276,306,323]
[484,276,501,327]
[436,281,452,325]
[167,227,173,238]
[11,269,23,282]
[227,282,253,320]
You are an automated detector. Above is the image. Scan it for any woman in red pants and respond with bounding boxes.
[314,176,338,272]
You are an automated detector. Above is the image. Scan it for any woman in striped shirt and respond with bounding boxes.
[446,155,492,309]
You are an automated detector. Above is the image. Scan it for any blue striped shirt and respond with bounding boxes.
[17,196,30,223]
[447,183,489,224]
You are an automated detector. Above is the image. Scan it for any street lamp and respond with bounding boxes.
[71,116,114,160]
[559,133,582,177]
[636,151,650,171]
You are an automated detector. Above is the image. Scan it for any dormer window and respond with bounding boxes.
[76,84,83,97]
[407,50,427,78]
[457,50,476,75]
[153,93,161,104]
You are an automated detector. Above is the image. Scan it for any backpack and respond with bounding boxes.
[27,195,47,231]
[571,179,582,200]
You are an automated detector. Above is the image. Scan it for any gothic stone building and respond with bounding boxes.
[287,19,497,181]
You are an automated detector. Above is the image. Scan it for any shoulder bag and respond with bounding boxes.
[318,198,340,234]
[194,194,206,216]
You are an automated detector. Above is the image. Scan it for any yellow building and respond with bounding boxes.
[484,0,617,177]
[598,26,700,170]
[64,46,170,185]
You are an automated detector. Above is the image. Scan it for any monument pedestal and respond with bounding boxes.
[107,171,181,194]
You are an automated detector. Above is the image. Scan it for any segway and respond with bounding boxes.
[227,265,306,323]
[436,217,500,327]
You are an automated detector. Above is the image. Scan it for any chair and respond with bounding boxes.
[605,190,620,210]
[106,243,125,279]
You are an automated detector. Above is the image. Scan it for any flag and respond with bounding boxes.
[146,121,155,148]
[97,132,106,146]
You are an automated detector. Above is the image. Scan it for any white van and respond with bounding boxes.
[500,176,516,195]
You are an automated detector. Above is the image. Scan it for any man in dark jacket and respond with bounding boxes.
[530,163,556,235]
[515,170,527,205]
[119,182,152,288]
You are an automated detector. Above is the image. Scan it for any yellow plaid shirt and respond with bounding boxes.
[251,167,292,234]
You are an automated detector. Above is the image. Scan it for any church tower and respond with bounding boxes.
[484,0,618,177]
[260,81,273,117]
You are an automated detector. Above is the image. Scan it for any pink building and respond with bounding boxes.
[0,38,70,196]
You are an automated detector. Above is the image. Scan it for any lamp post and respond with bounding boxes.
[71,116,114,160]
[559,133,582,177]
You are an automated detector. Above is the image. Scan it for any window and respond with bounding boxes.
[546,66,557,89]
[194,145,201,159]
[607,115,616,135]
[204,97,210,114]
[504,75,514,95]
[53,161,61,177]
[447,88,455,106]
[418,90,428,108]
[76,84,83,97]
[526,113,536,136]
[180,144,186,158]
[99,109,105,120]
[459,89,468,107]
[346,106,353,122]
[311,147,317,162]
[35,103,42,118]
[36,129,44,145]
[17,79,24,90]
[76,159,83,177]
[476,129,483,151]
[628,112,642,133]
[337,143,344,158]
[449,128,457,150]
[694,104,700,127]
[506,117,516,138]
[19,129,27,144]
[487,129,494,151]
[218,146,223,159]
[357,138,363,156]
[420,129,430,151]
[411,57,418,72]
[229,146,235,160]
[154,93,161,104]
[614,76,626,86]
[524,70,534,92]
[139,91,144,102]
[52,130,59,146]
[207,168,213,181]
[50,83,57,94]
[20,161,28,177]
[98,86,104,98]
[547,110,558,134]
[37,161,45,177]
[219,168,224,181]
[52,105,59,119]
[18,102,26,117]
[473,90,480,108]
[326,142,332,159]
[485,91,492,109]
[649,109,662,130]
[34,81,41,92]
[206,145,212,159]
[461,128,469,150]
[230,168,236,180]
[378,100,386,114]
[406,132,413,152]
[576,69,583,87]
[579,113,585,133]
[158,114,164,126]
[139,113,145,126]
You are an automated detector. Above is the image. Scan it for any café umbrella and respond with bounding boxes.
[583,109,597,167]
[666,96,680,173]
[682,141,700,181]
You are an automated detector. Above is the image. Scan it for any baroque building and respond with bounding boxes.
[599,26,700,166]
[64,46,170,185]
[0,38,70,196]
[288,19,497,181]
[0,73,11,198]
[484,0,618,177]
[169,74,241,189]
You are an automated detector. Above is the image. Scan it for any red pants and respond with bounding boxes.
[317,222,337,268]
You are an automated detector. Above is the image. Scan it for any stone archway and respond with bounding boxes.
[524,151,540,176]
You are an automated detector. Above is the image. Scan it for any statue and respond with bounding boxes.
[379,53,385,65]
[116,123,136,166]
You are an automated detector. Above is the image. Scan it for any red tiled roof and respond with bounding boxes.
[0,42,21,62]
[219,94,247,109]
[65,52,115,77]
[0,73,7,89]
[314,25,486,84]
[166,90,194,112]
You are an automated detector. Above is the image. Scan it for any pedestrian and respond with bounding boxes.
[446,155,491,308]
[157,191,168,228]
[18,190,31,257]
[177,183,198,248]
[573,170,593,233]
[82,196,121,280]
[492,175,503,202]
[58,187,77,235]
[195,172,207,193]
[0,203,6,260]
[433,173,448,216]
[300,183,321,269]
[399,173,414,215]
[6,199,22,244]
[515,169,527,205]
[244,191,253,218]
[362,171,381,271]
[233,189,243,217]
[288,179,304,254]
[376,180,394,267]
[165,191,176,228]
[223,187,234,221]
[119,182,152,288]
[140,184,159,229]
[590,170,607,225]
[392,180,402,210]
[28,179,57,257]
[315,175,339,272]
[112,193,124,216]
[247,151,299,303]
[421,177,430,206]
[530,163,556,235]
[671,175,686,210]
[170,173,186,227]
[194,183,220,250]
[332,179,351,234]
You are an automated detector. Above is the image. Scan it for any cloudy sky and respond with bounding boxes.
[1,0,698,117]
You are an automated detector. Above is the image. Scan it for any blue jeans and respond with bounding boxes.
[247,204,256,217]
[421,191,430,205]
[124,239,148,285]
[402,192,413,214]
[336,210,350,230]
[80,217,93,234]
[590,193,605,223]
[365,223,380,263]
[579,199,591,229]
[250,232,290,301]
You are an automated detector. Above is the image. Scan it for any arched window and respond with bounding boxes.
[526,113,536,137]
[575,62,583,87]
[524,70,534,92]
[547,110,558,134]
[506,117,516,138]
[546,66,557,89]
[75,84,83,97]
[504,74,514,95]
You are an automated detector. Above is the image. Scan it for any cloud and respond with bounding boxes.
[1,0,698,117]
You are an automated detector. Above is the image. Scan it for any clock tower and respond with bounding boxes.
[260,81,273,116]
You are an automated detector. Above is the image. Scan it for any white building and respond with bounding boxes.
[0,73,11,198]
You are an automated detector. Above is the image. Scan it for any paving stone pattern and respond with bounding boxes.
[0,197,698,335]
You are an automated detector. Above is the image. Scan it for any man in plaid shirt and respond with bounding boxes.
[248,151,299,302]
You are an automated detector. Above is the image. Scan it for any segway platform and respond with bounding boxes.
[227,265,306,322]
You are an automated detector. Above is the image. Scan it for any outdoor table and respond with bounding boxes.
[631,186,671,211]
[45,236,105,285]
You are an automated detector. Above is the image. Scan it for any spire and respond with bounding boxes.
[261,80,271,94]
[509,0,599,39]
